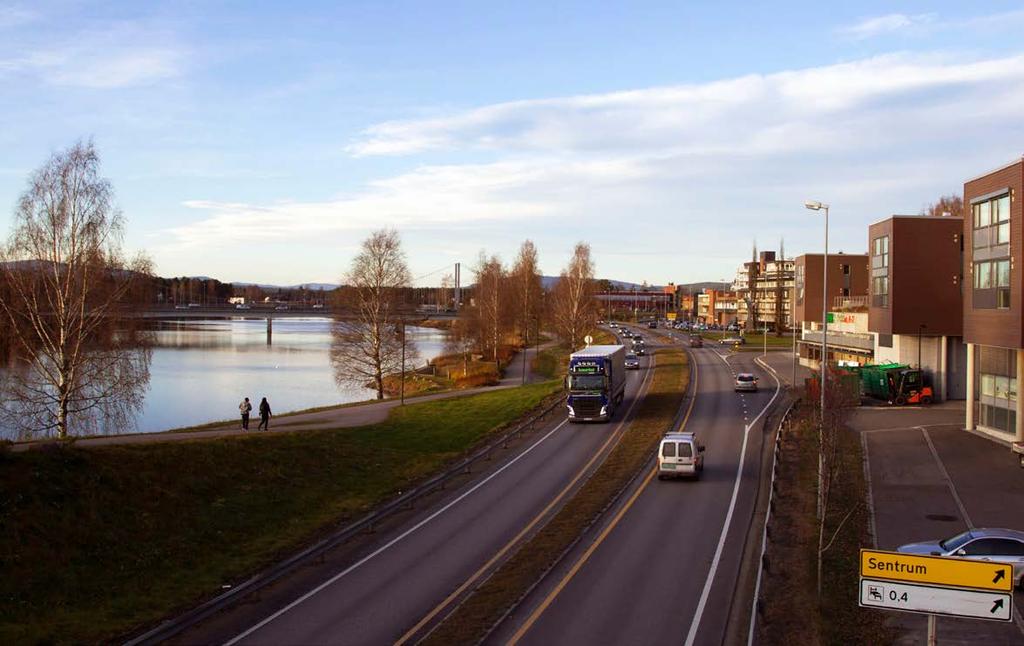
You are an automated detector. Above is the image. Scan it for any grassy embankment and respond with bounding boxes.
[0,381,560,645]
[423,347,689,644]
[531,328,618,380]
[758,405,892,645]
[701,330,795,351]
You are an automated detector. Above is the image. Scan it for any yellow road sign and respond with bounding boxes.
[667,312,677,321]
[860,549,1013,592]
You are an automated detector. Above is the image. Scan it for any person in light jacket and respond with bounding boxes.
[238,397,252,431]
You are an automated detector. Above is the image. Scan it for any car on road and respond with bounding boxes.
[734,373,758,392]
[648,320,657,329]
[897,528,1024,589]
[689,335,703,348]
[620,329,633,339]
[275,305,289,311]
[657,432,705,480]
[235,304,251,310]
[174,304,188,310]
[720,336,746,345]
[625,353,640,369]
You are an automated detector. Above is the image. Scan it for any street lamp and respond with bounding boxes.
[805,199,829,522]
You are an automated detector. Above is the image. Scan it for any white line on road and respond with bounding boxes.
[224,418,570,645]
[685,354,780,646]
[920,427,974,529]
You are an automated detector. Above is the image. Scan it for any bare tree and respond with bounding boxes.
[922,194,964,218]
[510,240,542,348]
[0,141,152,440]
[473,252,506,361]
[551,242,598,350]
[330,229,411,400]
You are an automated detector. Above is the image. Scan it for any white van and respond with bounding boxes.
[657,432,705,480]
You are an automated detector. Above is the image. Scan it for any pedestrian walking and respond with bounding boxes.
[258,397,272,431]
[239,397,252,430]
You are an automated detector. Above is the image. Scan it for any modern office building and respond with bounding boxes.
[792,253,871,368]
[963,158,1024,442]
[868,214,966,401]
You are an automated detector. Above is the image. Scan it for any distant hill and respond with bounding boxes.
[229,281,339,291]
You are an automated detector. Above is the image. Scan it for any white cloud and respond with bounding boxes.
[346,53,1024,158]
[159,51,1024,282]
[838,13,936,40]
[0,5,37,29]
[0,22,185,88]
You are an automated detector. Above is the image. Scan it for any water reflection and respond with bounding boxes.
[2,318,448,438]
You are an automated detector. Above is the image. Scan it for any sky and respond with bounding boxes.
[2,1,1024,287]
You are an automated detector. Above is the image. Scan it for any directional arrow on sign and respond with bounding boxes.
[993,569,1006,585]
[992,599,1005,614]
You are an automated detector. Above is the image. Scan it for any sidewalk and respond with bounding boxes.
[11,345,556,452]
[851,405,1024,644]
[744,350,811,388]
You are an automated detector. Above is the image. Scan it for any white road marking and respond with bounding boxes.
[225,418,570,645]
[685,354,780,646]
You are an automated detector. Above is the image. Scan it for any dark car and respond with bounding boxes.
[689,335,703,348]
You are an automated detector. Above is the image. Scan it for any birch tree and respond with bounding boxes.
[473,253,506,361]
[0,141,152,440]
[510,240,542,348]
[551,242,597,350]
[330,229,411,400]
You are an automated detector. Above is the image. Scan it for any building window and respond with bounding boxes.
[795,263,805,305]
[976,346,1017,435]
[971,192,1011,310]
[871,235,889,308]
[972,258,1011,309]
[877,334,893,348]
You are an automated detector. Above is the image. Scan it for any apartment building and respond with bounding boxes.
[792,253,871,368]
[695,289,739,326]
[868,214,966,401]
[731,250,794,331]
[963,158,1024,443]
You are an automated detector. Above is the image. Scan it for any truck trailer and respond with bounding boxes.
[566,345,627,422]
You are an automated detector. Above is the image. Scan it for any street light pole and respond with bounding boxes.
[805,200,829,521]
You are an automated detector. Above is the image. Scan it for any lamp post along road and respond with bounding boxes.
[805,200,829,522]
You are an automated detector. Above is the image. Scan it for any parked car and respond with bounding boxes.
[648,320,657,329]
[275,305,289,311]
[735,373,758,392]
[657,432,705,480]
[897,528,1024,589]
[312,303,325,309]
[625,353,640,369]
[720,336,746,345]
[235,304,251,310]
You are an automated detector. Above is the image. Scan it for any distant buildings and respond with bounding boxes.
[731,250,794,332]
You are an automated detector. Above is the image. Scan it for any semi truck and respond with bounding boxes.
[566,345,627,422]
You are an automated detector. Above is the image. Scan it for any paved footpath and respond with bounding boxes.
[852,404,1024,645]
[10,344,557,453]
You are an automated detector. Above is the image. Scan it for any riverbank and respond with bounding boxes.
[0,381,561,644]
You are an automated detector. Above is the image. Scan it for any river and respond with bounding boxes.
[2,317,449,439]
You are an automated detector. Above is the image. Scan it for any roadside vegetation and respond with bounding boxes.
[701,330,795,350]
[758,403,892,645]
[423,348,689,644]
[0,381,559,644]
[531,328,616,380]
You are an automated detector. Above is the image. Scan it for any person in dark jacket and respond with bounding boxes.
[239,397,252,430]
[258,397,272,431]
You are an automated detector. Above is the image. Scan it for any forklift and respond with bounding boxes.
[859,363,934,406]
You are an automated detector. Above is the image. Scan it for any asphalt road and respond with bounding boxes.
[188,328,659,645]
[492,333,779,646]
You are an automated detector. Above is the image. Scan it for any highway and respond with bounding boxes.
[492,333,779,645]
[179,328,663,645]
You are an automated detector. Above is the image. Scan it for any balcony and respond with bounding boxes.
[833,295,868,312]
[802,329,874,351]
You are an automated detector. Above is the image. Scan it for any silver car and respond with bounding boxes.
[625,354,640,370]
[897,528,1024,589]
[734,373,758,392]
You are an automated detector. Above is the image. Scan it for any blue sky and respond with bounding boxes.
[2,1,1024,286]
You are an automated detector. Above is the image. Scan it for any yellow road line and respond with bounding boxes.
[394,354,658,646]
[507,348,700,645]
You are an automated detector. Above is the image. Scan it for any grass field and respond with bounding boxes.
[531,328,617,380]
[0,381,559,645]
[423,348,689,644]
